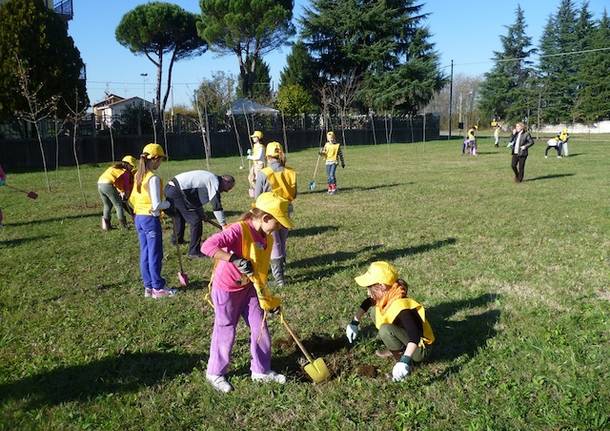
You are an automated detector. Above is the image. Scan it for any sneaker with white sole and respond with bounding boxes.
[251,370,286,384]
[144,288,152,298]
[152,288,177,299]
[206,374,233,393]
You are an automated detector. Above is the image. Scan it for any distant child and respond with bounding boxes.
[129,143,175,299]
[492,121,501,147]
[247,130,266,197]
[559,127,569,157]
[545,136,563,158]
[200,192,294,393]
[97,155,137,230]
[320,131,345,194]
[463,125,478,156]
[254,141,297,287]
[345,261,435,381]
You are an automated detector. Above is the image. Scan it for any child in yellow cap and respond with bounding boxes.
[320,131,345,194]
[97,155,137,230]
[129,143,175,299]
[247,130,266,197]
[254,141,297,286]
[200,192,294,393]
[345,261,435,381]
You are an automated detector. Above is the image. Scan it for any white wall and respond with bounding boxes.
[537,120,610,134]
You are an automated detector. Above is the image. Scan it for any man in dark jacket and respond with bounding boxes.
[164,171,235,258]
[509,122,534,183]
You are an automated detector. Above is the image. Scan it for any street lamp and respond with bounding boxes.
[140,73,148,101]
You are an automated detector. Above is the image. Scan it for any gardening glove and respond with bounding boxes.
[229,254,254,276]
[392,356,411,382]
[345,320,359,343]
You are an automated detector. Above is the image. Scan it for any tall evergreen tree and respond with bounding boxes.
[279,41,317,89]
[538,0,578,124]
[574,10,610,122]
[300,0,443,113]
[573,1,595,115]
[238,57,271,103]
[478,5,535,124]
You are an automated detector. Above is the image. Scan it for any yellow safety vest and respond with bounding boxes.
[491,120,497,127]
[240,221,273,288]
[375,298,435,345]
[323,143,340,162]
[98,166,125,184]
[129,171,163,215]
[261,166,297,202]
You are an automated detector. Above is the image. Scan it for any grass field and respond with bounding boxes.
[1,136,608,430]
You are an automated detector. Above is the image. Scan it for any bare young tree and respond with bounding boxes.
[327,70,359,148]
[14,55,58,192]
[193,94,211,169]
[64,88,89,207]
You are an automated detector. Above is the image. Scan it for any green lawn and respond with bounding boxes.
[1,137,608,430]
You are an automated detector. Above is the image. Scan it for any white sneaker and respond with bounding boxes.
[545,155,548,159]
[206,374,233,393]
[251,370,286,384]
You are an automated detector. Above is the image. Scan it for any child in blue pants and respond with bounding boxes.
[129,143,175,299]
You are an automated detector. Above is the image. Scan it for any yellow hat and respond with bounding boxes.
[266,141,284,158]
[254,192,294,229]
[251,130,263,140]
[141,143,166,159]
[327,131,335,139]
[354,261,398,287]
[121,155,137,168]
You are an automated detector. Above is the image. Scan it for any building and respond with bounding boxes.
[0,0,73,21]
[93,94,155,130]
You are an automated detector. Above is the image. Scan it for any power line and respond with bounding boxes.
[440,46,610,70]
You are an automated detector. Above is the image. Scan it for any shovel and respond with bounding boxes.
[3,184,38,199]
[171,217,189,287]
[308,154,321,191]
[279,312,330,383]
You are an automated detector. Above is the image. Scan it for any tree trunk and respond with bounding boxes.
[109,122,115,161]
[72,122,87,206]
[370,113,377,145]
[34,120,51,192]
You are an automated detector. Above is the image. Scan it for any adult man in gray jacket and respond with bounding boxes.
[510,122,534,183]
[165,171,235,257]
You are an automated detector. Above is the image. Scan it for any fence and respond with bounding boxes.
[0,113,439,171]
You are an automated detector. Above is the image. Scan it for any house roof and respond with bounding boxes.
[106,96,151,108]
[92,94,124,108]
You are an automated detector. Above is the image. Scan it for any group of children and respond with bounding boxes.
[95,136,432,393]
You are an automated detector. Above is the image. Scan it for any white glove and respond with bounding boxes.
[392,360,410,382]
[345,320,359,343]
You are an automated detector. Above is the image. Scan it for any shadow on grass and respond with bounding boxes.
[5,212,99,227]
[288,238,457,283]
[525,173,575,182]
[0,235,54,247]
[0,351,206,409]
[307,182,409,194]
[425,293,500,382]
[289,225,339,238]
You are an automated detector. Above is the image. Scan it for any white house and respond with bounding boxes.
[93,94,154,129]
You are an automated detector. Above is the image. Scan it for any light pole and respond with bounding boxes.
[140,73,148,101]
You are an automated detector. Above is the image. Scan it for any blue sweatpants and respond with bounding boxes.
[326,163,337,185]
[135,215,166,289]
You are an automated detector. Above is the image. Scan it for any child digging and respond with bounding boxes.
[201,192,294,393]
[254,141,297,287]
[129,143,175,299]
[97,155,137,230]
[320,131,345,194]
[345,261,435,381]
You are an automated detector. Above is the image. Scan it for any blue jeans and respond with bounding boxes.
[326,163,337,185]
[135,215,165,289]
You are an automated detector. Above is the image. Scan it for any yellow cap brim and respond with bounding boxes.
[276,214,294,229]
[354,272,375,287]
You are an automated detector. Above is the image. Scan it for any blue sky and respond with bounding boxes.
[68,0,609,107]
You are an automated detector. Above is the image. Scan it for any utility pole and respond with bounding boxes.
[448,59,453,140]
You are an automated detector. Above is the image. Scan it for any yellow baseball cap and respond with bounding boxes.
[121,155,137,168]
[354,261,398,287]
[254,192,294,229]
[327,131,335,139]
[266,141,284,157]
[141,143,166,159]
[251,130,263,139]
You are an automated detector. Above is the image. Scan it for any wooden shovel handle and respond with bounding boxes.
[280,312,315,364]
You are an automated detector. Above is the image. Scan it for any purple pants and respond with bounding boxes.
[271,227,289,260]
[207,284,271,376]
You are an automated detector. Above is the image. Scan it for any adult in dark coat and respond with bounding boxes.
[509,122,534,183]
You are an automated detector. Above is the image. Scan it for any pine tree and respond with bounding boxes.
[279,40,318,105]
[478,5,535,124]
[572,1,595,117]
[538,0,578,124]
[574,10,610,122]
[237,57,271,103]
